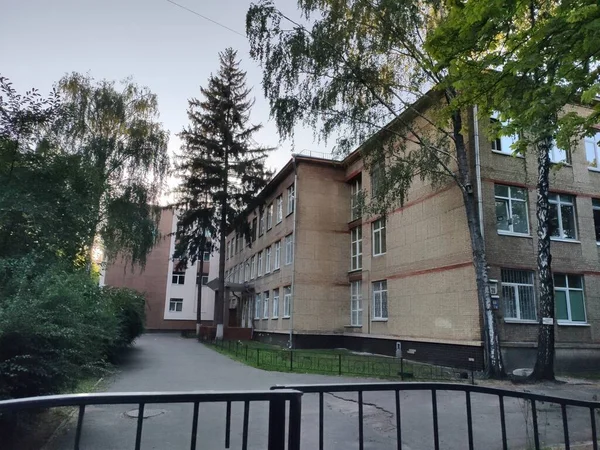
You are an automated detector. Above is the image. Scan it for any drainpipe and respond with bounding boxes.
[289,155,299,348]
[473,105,485,242]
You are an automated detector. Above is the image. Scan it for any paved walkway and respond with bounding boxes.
[47,334,600,450]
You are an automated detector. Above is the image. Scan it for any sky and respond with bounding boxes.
[0,0,330,193]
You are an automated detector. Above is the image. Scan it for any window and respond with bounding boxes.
[276,195,283,223]
[372,281,388,320]
[283,286,291,317]
[549,194,577,240]
[251,217,258,242]
[593,199,600,243]
[350,281,363,326]
[274,241,281,270]
[272,289,279,318]
[254,293,261,319]
[172,272,185,285]
[370,159,384,197]
[259,211,265,236]
[267,203,274,230]
[244,260,250,282]
[251,255,257,279]
[201,275,208,286]
[265,246,272,273]
[169,298,183,312]
[203,251,210,262]
[263,291,269,318]
[495,185,530,235]
[501,269,536,321]
[372,218,387,256]
[549,142,571,165]
[287,184,295,215]
[257,251,263,277]
[490,112,518,154]
[285,234,294,265]
[555,274,586,323]
[350,227,362,271]
[350,176,362,221]
[585,132,600,169]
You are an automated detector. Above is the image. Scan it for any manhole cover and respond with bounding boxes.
[125,408,166,419]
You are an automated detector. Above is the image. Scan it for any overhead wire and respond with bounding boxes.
[164,0,246,38]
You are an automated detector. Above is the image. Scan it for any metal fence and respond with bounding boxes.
[272,381,600,450]
[0,390,302,450]
[203,338,475,383]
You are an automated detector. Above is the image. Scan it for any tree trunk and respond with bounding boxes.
[196,242,204,336]
[452,107,505,378]
[530,139,555,380]
[215,149,229,337]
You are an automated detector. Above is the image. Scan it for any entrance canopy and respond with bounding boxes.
[205,278,254,294]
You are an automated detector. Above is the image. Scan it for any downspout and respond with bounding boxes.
[289,155,299,348]
[473,105,485,243]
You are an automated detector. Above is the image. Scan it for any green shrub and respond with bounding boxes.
[103,286,146,359]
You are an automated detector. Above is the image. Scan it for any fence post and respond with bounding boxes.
[235,341,239,357]
[267,396,286,450]
[257,348,260,366]
[338,354,342,376]
[288,392,303,450]
[400,357,404,381]
[290,350,293,371]
[469,357,475,385]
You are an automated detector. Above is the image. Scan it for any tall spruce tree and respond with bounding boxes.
[175,48,273,335]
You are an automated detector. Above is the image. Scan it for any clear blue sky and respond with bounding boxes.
[1,0,328,183]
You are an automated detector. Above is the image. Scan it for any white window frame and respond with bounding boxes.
[263,291,269,318]
[285,234,294,265]
[274,241,281,270]
[259,211,265,236]
[265,246,271,273]
[549,193,578,241]
[287,184,295,215]
[555,274,587,324]
[254,293,261,319]
[350,226,362,271]
[490,112,518,155]
[201,275,208,286]
[372,218,386,256]
[251,255,257,280]
[585,132,600,170]
[350,177,362,221]
[593,199,600,244]
[501,269,537,322]
[549,141,571,165]
[272,289,279,318]
[172,272,185,285]
[350,280,363,326]
[276,195,283,223]
[494,185,530,236]
[169,298,183,312]
[244,260,250,282]
[372,280,388,320]
[257,251,263,277]
[267,203,274,230]
[283,286,291,318]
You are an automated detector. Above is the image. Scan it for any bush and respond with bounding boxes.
[103,287,146,360]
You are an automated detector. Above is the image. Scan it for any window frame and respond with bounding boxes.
[267,203,274,230]
[251,255,257,280]
[489,113,519,155]
[265,246,271,273]
[201,275,208,286]
[287,184,295,216]
[172,272,185,285]
[549,193,578,241]
[263,291,270,318]
[276,195,283,223]
[244,260,250,282]
[257,251,263,277]
[350,226,362,271]
[350,176,363,221]
[272,289,279,318]
[254,293,261,319]
[501,269,537,322]
[203,251,210,262]
[585,132,600,171]
[259,211,265,236]
[285,234,294,266]
[274,241,281,270]
[494,184,530,236]
[350,280,363,326]
[593,199,600,244]
[283,286,291,318]
[549,141,571,165]
[372,280,388,320]
[370,159,384,197]
[554,274,587,324]
[372,218,387,256]
[169,298,183,312]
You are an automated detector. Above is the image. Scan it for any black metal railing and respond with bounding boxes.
[203,338,475,382]
[271,382,600,450]
[0,390,302,450]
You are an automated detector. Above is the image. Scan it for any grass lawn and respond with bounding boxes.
[205,339,465,381]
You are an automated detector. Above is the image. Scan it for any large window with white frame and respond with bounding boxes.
[263,291,269,318]
[549,193,577,240]
[372,281,388,320]
[251,255,257,279]
[172,272,185,285]
[257,251,263,277]
[585,132,600,169]
[272,289,279,318]
[283,286,291,317]
[549,141,571,164]
[350,280,363,326]
[372,218,386,256]
[287,184,295,215]
[169,298,183,312]
[593,199,600,244]
[495,185,530,235]
[285,234,294,265]
[259,211,265,236]
[501,269,536,321]
[276,195,283,223]
[370,159,384,197]
[274,241,281,270]
[267,203,274,230]
[555,274,586,323]
[490,112,518,154]
[265,246,272,273]
[350,226,362,271]
[350,176,363,221]
[244,260,250,282]
[254,293,261,319]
